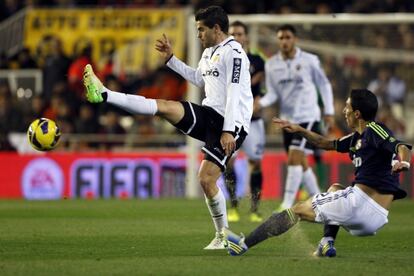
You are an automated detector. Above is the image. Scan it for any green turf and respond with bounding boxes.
[0,199,413,276]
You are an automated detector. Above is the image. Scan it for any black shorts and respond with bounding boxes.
[174,101,247,171]
[283,121,322,154]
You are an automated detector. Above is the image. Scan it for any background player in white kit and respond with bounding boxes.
[255,24,335,212]
[225,21,266,223]
[83,6,253,250]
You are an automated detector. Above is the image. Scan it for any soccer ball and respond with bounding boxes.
[27,118,61,151]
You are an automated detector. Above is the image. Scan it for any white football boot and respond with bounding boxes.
[203,231,226,250]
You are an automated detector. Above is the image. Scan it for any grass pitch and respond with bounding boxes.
[0,199,413,275]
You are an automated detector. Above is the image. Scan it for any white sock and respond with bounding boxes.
[321,236,334,244]
[205,188,228,232]
[302,167,321,196]
[281,165,303,209]
[106,89,157,115]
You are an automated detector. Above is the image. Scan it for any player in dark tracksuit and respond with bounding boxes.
[225,21,266,223]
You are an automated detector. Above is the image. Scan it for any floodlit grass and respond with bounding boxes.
[0,199,413,275]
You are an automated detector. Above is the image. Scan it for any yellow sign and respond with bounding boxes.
[24,8,187,73]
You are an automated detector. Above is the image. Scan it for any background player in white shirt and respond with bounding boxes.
[255,24,335,212]
[83,6,253,250]
[225,21,266,223]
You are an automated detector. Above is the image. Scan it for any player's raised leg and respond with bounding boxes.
[83,64,184,125]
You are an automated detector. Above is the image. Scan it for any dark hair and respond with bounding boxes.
[277,24,296,35]
[230,20,248,34]
[350,89,378,121]
[195,6,229,33]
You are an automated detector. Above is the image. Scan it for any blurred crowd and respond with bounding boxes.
[1,0,414,21]
[0,34,187,151]
[1,1,413,151]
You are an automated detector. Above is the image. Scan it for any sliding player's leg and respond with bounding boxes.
[224,198,314,256]
[313,183,344,257]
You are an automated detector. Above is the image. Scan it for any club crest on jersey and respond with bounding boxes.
[355,139,362,150]
[232,58,241,83]
[212,54,220,62]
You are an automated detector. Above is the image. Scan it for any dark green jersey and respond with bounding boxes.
[334,121,411,200]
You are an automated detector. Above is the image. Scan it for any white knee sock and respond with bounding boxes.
[106,89,157,115]
[302,167,321,196]
[205,188,228,232]
[281,165,303,209]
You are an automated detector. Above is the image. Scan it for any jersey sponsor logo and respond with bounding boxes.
[232,58,242,83]
[203,68,220,77]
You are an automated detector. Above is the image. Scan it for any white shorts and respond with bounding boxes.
[241,119,265,161]
[311,186,389,236]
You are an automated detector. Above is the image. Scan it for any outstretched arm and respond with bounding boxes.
[392,144,411,173]
[273,118,335,150]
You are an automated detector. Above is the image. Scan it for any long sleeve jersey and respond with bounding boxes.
[166,36,253,133]
[260,47,334,124]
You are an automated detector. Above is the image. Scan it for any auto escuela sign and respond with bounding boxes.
[24,8,186,74]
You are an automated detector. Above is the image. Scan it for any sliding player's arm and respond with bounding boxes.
[272,118,335,150]
[366,122,411,173]
[394,144,412,173]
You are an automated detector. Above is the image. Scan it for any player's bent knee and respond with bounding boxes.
[156,99,184,124]
[327,183,346,193]
[292,200,316,221]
